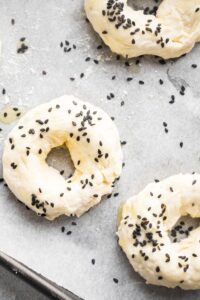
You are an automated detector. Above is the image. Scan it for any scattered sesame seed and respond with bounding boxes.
[113,278,119,284]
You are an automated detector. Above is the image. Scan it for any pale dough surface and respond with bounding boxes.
[85,0,200,59]
[3,95,122,220]
[118,174,200,289]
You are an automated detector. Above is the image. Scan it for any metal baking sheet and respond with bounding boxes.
[0,1,200,299]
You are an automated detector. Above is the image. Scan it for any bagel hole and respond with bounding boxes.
[127,0,162,15]
[46,145,75,179]
[168,216,200,243]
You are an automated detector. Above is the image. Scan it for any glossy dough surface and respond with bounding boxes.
[3,95,122,220]
[85,0,200,59]
[118,174,200,289]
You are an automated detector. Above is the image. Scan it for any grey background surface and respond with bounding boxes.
[0,0,200,299]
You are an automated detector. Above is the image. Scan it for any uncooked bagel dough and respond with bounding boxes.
[3,95,123,220]
[118,173,200,289]
[85,0,200,59]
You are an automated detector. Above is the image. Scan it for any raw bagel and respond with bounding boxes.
[3,95,122,220]
[85,0,200,59]
[118,174,200,289]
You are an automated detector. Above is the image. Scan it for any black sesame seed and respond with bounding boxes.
[191,64,197,69]
[156,266,160,272]
[113,278,119,284]
[139,80,144,85]
[169,95,175,104]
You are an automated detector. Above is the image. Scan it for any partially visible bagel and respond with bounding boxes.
[118,173,200,289]
[85,0,200,59]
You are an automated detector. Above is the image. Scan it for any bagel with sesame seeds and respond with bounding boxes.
[2,95,122,220]
[118,173,200,289]
[85,0,200,59]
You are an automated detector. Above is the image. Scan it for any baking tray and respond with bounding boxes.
[0,250,80,299]
[0,0,200,299]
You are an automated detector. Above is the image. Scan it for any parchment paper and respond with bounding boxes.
[0,1,200,299]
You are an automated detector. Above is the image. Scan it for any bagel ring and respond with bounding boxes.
[3,95,122,220]
[118,174,200,289]
[85,0,200,59]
